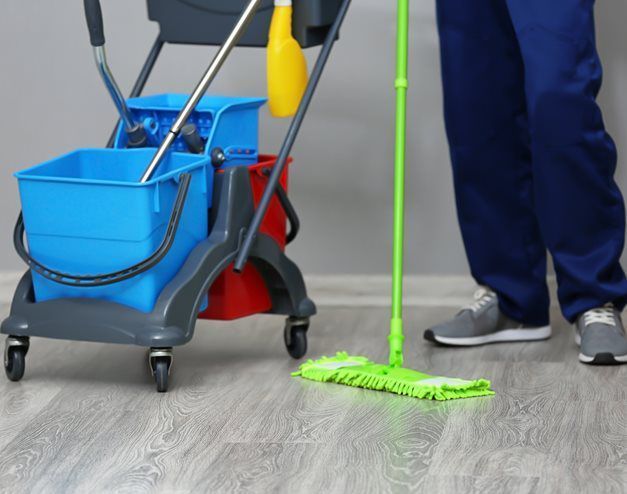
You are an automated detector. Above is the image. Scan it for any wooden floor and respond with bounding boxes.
[0,304,624,494]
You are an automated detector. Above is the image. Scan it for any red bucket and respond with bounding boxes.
[199,155,292,320]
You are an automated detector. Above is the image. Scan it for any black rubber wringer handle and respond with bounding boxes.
[84,0,106,47]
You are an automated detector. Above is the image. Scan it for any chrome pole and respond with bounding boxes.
[93,46,138,132]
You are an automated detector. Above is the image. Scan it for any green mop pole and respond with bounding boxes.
[388,0,409,368]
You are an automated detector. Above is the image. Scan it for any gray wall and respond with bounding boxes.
[0,1,625,275]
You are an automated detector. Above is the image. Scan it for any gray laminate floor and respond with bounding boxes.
[0,305,625,494]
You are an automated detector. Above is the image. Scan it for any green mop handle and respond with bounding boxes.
[389,0,410,368]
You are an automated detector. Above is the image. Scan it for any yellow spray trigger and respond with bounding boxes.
[267,0,308,118]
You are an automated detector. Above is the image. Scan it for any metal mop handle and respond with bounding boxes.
[233,0,352,272]
[84,0,147,148]
[140,0,264,183]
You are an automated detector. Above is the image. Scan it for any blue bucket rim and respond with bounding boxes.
[15,148,211,188]
[126,93,267,113]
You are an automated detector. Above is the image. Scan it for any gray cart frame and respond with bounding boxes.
[3,0,352,391]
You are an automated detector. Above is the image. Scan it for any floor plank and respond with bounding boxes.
[0,305,624,494]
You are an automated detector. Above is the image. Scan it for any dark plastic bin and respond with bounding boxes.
[146,0,343,48]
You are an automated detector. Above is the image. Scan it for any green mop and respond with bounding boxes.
[293,0,494,401]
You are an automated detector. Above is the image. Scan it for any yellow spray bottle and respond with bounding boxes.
[267,0,308,117]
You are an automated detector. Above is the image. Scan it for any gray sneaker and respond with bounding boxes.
[575,305,627,365]
[424,287,552,346]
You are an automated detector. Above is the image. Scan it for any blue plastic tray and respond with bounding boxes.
[114,94,266,167]
[16,148,211,312]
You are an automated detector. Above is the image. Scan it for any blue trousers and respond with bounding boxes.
[436,0,627,325]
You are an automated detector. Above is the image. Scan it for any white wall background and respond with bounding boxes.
[0,1,625,275]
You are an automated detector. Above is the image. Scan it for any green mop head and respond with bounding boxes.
[293,352,494,401]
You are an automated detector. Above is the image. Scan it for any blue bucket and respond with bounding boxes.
[113,94,266,167]
[15,148,212,313]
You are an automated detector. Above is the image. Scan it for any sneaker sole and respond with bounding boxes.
[578,353,627,365]
[424,325,552,347]
[574,332,627,365]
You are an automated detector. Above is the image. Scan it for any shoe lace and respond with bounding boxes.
[583,305,616,327]
[465,287,496,313]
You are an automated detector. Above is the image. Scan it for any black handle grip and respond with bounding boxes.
[84,0,105,47]
[182,124,206,154]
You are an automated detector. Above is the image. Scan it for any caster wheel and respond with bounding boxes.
[153,358,170,393]
[149,347,173,393]
[5,347,26,382]
[284,317,309,359]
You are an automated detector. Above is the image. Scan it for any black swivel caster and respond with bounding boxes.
[284,317,309,359]
[149,348,173,393]
[4,336,29,382]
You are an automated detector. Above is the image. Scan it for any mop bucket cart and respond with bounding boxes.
[2,0,351,392]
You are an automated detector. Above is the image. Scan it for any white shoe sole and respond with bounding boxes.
[574,331,627,363]
[431,325,552,347]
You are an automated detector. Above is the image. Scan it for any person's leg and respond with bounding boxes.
[436,0,550,326]
[506,0,627,322]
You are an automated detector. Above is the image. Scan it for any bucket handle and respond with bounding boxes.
[14,173,192,288]
[260,167,299,244]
